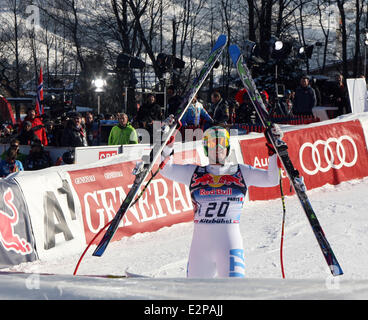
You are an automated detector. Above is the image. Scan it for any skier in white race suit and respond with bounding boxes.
[160,125,283,278]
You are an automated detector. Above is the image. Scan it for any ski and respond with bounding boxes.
[92,34,228,257]
[228,44,343,277]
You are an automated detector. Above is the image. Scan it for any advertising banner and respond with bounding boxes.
[14,171,85,260]
[74,145,122,164]
[240,120,368,200]
[0,179,37,268]
[69,147,200,245]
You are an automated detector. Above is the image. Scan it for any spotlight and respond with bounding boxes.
[92,78,106,93]
[296,45,314,59]
[274,41,283,51]
[269,38,292,60]
[156,53,185,79]
[156,53,185,71]
[117,53,145,70]
[244,40,264,64]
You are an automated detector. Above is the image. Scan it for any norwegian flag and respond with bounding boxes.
[35,67,44,116]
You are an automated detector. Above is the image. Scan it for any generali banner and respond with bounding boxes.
[68,148,200,245]
[240,120,368,201]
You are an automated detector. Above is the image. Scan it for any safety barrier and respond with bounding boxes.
[0,113,367,267]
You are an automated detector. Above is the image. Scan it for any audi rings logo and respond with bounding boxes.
[299,135,358,175]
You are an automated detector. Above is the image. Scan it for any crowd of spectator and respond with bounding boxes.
[0,73,354,177]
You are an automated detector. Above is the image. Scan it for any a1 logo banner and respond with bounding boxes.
[14,171,85,260]
[239,120,368,201]
[69,154,196,245]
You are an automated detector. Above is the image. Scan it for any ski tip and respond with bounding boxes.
[228,44,240,54]
[228,44,239,50]
[228,45,242,64]
[92,244,107,257]
[330,264,344,277]
[214,34,227,48]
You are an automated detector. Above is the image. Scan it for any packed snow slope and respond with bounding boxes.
[1,177,368,300]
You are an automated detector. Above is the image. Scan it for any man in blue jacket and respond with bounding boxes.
[181,95,214,128]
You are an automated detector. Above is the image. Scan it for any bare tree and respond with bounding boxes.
[353,0,364,77]
[0,0,26,98]
[336,0,348,78]
[315,0,332,74]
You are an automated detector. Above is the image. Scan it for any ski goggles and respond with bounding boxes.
[206,137,228,149]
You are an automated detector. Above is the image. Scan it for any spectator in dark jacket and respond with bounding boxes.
[44,121,58,146]
[135,93,162,129]
[167,85,183,117]
[293,76,317,116]
[208,91,230,125]
[234,88,256,123]
[61,112,88,147]
[17,121,39,145]
[85,112,100,146]
[24,139,53,170]
[331,74,351,116]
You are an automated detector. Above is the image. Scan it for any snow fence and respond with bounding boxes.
[0,113,368,267]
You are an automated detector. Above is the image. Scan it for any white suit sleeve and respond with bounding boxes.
[240,154,280,187]
[160,153,197,187]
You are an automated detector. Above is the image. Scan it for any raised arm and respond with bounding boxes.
[240,154,280,187]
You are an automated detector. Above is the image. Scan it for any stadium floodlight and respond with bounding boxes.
[117,53,145,70]
[92,78,106,93]
[269,37,292,60]
[296,45,314,59]
[156,53,185,79]
[274,40,284,51]
[92,78,107,114]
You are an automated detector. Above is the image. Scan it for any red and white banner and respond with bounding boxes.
[74,145,121,164]
[240,120,368,201]
[68,148,201,245]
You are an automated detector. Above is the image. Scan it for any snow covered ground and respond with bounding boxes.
[1,177,368,300]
